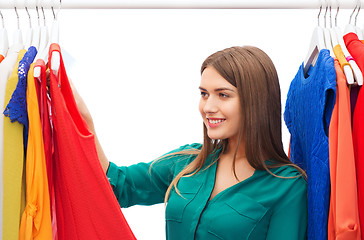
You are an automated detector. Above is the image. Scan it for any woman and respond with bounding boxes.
[73,46,307,239]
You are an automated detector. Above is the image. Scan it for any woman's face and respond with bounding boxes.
[199,66,242,141]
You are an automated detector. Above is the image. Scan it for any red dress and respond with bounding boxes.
[49,43,136,240]
[344,32,364,240]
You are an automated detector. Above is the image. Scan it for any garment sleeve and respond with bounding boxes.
[106,144,200,208]
[266,177,307,240]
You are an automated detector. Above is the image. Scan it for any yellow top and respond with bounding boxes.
[19,63,53,240]
[2,49,26,240]
[333,44,352,71]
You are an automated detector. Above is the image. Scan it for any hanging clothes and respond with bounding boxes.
[343,33,364,123]
[1,45,25,240]
[353,94,364,240]
[344,32,364,240]
[344,32,364,71]
[327,59,361,239]
[284,49,336,240]
[0,43,24,240]
[3,46,37,153]
[34,59,57,239]
[48,43,136,240]
[19,62,53,240]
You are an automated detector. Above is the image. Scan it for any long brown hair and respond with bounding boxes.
[161,46,306,203]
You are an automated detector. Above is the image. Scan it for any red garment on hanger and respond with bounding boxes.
[344,32,364,72]
[34,59,54,211]
[344,32,364,240]
[34,59,58,239]
[49,43,136,240]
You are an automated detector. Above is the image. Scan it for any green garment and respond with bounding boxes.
[107,143,307,239]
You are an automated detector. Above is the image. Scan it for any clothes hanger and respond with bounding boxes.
[354,1,364,40]
[34,6,49,78]
[329,1,356,85]
[344,4,358,35]
[0,10,9,58]
[323,1,335,58]
[24,7,33,49]
[332,1,362,85]
[34,0,61,78]
[31,6,41,50]
[50,0,61,77]
[303,2,326,75]
[13,7,23,45]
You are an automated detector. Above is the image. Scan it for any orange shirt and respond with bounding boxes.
[328,59,361,239]
[0,54,4,63]
[19,63,53,239]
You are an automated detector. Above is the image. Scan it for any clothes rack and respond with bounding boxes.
[0,0,361,10]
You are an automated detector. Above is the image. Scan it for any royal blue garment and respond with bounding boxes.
[3,46,37,151]
[284,49,336,240]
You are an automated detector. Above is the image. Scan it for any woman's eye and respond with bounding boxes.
[219,93,229,98]
[200,92,208,97]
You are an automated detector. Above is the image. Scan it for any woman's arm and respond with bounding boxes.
[69,81,110,173]
[266,177,307,240]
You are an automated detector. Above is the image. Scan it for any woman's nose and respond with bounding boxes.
[203,96,218,114]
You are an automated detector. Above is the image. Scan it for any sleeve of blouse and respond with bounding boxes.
[266,176,307,240]
[106,143,201,208]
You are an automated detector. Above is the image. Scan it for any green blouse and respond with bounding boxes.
[107,143,307,239]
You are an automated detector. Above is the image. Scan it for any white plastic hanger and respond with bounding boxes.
[34,6,49,78]
[34,1,61,79]
[13,7,23,46]
[344,4,357,35]
[352,0,364,40]
[0,10,9,58]
[303,3,326,75]
[24,7,33,50]
[31,6,41,50]
[333,2,362,85]
[323,1,335,58]
[50,1,61,77]
[329,2,356,85]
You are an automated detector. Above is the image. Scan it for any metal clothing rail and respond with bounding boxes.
[0,0,361,9]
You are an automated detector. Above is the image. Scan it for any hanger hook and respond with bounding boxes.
[324,0,329,28]
[318,2,323,26]
[335,2,339,27]
[355,0,361,25]
[0,10,4,29]
[329,0,333,28]
[36,6,40,26]
[14,7,20,30]
[41,6,46,26]
[51,0,62,20]
[51,6,55,20]
[25,7,32,28]
[350,4,358,24]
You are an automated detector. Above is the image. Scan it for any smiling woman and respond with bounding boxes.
[199,67,242,141]
[71,45,308,240]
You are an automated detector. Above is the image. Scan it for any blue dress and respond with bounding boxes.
[3,46,37,151]
[284,49,336,240]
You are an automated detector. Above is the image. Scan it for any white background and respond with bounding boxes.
[0,6,358,239]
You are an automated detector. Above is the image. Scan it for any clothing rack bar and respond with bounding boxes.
[0,0,360,10]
